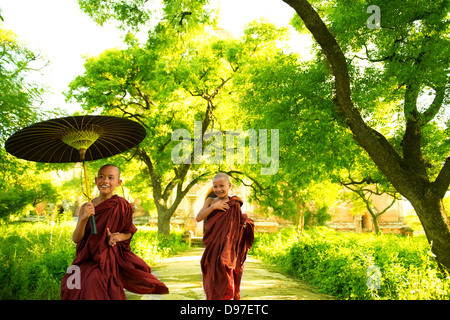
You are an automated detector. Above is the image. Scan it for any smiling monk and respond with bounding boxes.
[61,164,168,300]
[196,172,255,300]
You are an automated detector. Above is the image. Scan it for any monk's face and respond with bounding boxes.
[95,165,122,196]
[212,177,230,198]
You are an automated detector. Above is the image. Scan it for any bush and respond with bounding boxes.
[0,222,189,299]
[0,221,76,299]
[251,227,450,300]
[130,225,190,265]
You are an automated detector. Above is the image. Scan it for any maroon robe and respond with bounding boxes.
[61,195,168,300]
[200,196,255,300]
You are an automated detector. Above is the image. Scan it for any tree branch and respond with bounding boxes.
[421,85,446,124]
[401,81,429,180]
[375,196,397,217]
[225,170,270,202]
[137,148,163,205]
[433,157,450,199]
[282,0,421,199]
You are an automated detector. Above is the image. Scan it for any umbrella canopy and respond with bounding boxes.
[5,115,146,163]
[5,115,147,235]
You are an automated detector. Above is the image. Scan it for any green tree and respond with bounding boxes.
[68,3,279,236]
[77,0,212,31]
[283,0,450,270]
[71,0,313,237]
[229,24,369,233]
[0,24,45,140]
[0,22,59,218]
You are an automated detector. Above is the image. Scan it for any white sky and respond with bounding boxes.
[0,0,312,114]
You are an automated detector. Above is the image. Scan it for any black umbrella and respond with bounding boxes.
[5,115,147,234]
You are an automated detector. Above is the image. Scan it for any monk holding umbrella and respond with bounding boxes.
[61,163,169,299]
[5,115,169,299]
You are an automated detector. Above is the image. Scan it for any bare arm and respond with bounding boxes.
[72,202,95,243]
[196,198,229,222]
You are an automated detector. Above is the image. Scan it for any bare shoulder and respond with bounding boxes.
[204,197,216,207]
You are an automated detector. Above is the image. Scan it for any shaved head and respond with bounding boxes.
[98,164,121,178]
[213,172,230,183]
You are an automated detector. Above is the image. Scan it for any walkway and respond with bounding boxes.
[126,247,334,300]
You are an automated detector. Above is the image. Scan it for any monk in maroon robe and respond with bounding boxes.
[196,173,255,300]
[61,164,168,300]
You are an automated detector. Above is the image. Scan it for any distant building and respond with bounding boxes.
[327,192,409,234]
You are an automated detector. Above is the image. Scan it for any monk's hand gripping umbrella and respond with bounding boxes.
[5,115,147,235]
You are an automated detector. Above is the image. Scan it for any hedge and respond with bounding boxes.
[251,227,450,300]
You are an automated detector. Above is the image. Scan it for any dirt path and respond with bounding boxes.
[126,247,334,300]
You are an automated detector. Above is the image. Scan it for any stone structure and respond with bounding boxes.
[327,192,409,234]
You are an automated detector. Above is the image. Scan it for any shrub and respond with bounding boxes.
[251,227,450,300]
[0,221,76,299]
[130,225,189,265]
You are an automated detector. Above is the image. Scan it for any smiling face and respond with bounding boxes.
[95,165,122,199]
[212,176,231,199]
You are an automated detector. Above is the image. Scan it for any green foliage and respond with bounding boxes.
[0,161,80,220]
[0,222,188,299]
[0,22,70,221]
[252,227,450,300]
[130,225,190,264]
[66,5,305,235]
[235,0,449,243]
[78,0,153,30]
[78,0,212,31]
[0,222,76,299]
[231,23,373,225]
[299,0,450,177]
[0,24,46,141]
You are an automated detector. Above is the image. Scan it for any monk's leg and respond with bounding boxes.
[221,267,234,300]
[80,265,109,300]
[233,267,243,300]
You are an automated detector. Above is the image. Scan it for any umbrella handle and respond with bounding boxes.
[89,216,97,235]
[81,149,97,235]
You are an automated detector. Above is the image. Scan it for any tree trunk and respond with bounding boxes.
[283,0,450,270]
[135,76,227,238]
[371,213,380,235]
[138,146,208,238]
[410,193,450,270]
[157,207,172,239]
[293,190,305,235]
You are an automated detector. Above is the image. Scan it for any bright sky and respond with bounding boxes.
[0,0,312,114]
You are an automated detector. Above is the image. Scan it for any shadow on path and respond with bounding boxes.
[126,247,334,300]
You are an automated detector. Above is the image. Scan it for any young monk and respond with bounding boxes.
[196,172,254,300]
[61,164,168,300]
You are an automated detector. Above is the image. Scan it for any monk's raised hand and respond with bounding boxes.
[214,200,230,212]
[106,228,119,246]
[106,228,111,245]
